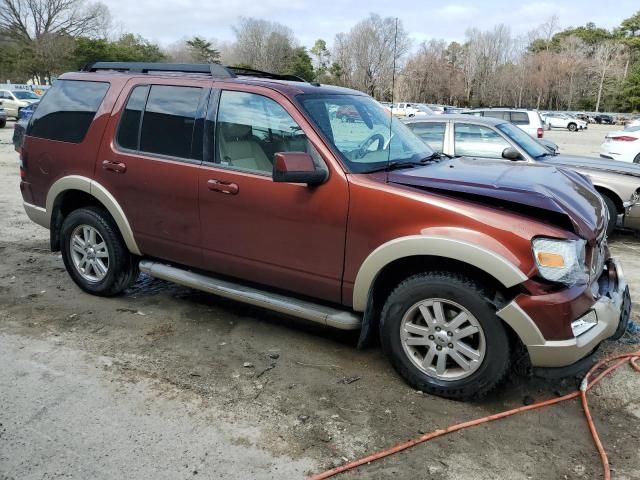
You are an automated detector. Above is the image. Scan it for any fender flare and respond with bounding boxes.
[46,175,142,255]
[352,235,528,311]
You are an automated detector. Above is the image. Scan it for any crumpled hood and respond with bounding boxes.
[539,154,640,178]
[387,157,606,242]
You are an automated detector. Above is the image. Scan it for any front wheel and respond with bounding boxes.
[601,195,618,236]
[61,207,139,296]
[568,123,577,132]
[380,272,510,400]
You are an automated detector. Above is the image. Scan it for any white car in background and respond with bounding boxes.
[600,126,640,163]
[541,112,587,132]
[463,108,546,138]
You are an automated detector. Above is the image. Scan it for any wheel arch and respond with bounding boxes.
[47,176,141,255]
[592,185,623,214]
[353,236,527,312]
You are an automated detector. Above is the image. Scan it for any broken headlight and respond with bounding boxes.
[532,237,588,286]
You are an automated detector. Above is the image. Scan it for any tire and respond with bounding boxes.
[568,123,577,132]
[601,195,618,236]
[0,120,5,128]
[61,207,139,296]
[380,271,510,400]
[633,153,640,164]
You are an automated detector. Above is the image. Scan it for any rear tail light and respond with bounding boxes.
[610,136,637,142]
[537,127,543,138]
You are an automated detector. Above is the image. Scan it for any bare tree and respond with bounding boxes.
[592,41,623,112]
[332,14,409,99]
[0,0,110,41]
[232,17,296,72]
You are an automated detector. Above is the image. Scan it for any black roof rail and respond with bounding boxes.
[81,62,312,84]
[82,62,235,79]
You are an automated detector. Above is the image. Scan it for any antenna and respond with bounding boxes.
[386,17,399,184]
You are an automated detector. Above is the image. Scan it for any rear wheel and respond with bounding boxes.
[0,120,5,128]
[380,272,510,400]
[634,153,640,164]
[61,207,139,296]
[601,194,618,236]
[568,123,577,132]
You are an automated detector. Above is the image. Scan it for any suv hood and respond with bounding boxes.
[539,154,640,178]
[387,157,605,242]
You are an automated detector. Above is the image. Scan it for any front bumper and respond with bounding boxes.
[498,258,629,368]
[623,201,640,231]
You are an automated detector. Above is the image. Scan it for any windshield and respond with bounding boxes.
[496,122,549,158]
[13,91,39,100]
[298,94,434,173]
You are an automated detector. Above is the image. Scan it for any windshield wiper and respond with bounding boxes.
[366,161,422,173]
[536,152,555,159]
[419,152,451,162]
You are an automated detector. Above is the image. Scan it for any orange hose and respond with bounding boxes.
[309,351,640,480]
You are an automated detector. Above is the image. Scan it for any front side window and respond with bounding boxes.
[139,85,206,159]
[408,122,446,152]
[214,90,322,174]
[298,94,433,173]
[497,122,548,158]
[454,123,511,159]
[28,80,109,143]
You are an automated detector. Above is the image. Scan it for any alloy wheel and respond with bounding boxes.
[400,298,486,381]
[69,225,110,282]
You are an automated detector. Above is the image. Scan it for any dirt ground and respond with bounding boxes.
[1,121,639,480]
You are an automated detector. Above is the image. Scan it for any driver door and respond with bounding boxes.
[198,87,349,303]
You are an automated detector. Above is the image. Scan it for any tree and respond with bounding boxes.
[0,0,110,81]
[186,36,220,63]
[621,65,640,111]
[592,41,623,112]
[232,17,295,73]
[332,14,409,99]
[73,34,165,69]
[310,39,330,74]
[284,46,314,80]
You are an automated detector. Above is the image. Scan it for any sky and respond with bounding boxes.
[104,0,640,48]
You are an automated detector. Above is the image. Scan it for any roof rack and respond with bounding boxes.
[81,62,309,83]
[227,66,305,83]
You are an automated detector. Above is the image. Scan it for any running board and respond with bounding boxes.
[139,260,362,330]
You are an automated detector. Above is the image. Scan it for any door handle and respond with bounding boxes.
[102,160,127,173]
[207,179,239,195]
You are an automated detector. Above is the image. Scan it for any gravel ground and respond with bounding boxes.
[1,120,639,480]
[544,123,613,157]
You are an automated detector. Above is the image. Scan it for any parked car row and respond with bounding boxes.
[0,87,41,119]
[404,115,640,235]
[540,112,588,132]
[14,62,633,401]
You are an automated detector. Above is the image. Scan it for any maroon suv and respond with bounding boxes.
[19,62,631,399]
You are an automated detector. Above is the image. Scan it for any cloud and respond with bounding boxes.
[434,4,480,20]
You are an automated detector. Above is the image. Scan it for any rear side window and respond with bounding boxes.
[482,110,508,120]
[28,80,109,143]
[510,112,529,125]
[117,85,207,160]
[409,122,446,152]
[117,85,148,150]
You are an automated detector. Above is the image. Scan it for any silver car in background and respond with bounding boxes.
[404,115,640,235]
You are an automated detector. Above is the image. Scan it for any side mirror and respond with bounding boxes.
[502,147,523,161]
[273,152,328,186]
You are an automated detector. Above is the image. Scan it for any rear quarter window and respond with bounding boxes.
[28,80,109,143]
[510,112,529,125]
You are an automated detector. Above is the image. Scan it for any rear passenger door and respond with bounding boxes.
[96,80,210,267]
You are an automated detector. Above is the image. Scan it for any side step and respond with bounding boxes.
[139,260,362,330]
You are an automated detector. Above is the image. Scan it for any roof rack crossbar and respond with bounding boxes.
[82,62,235,79]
